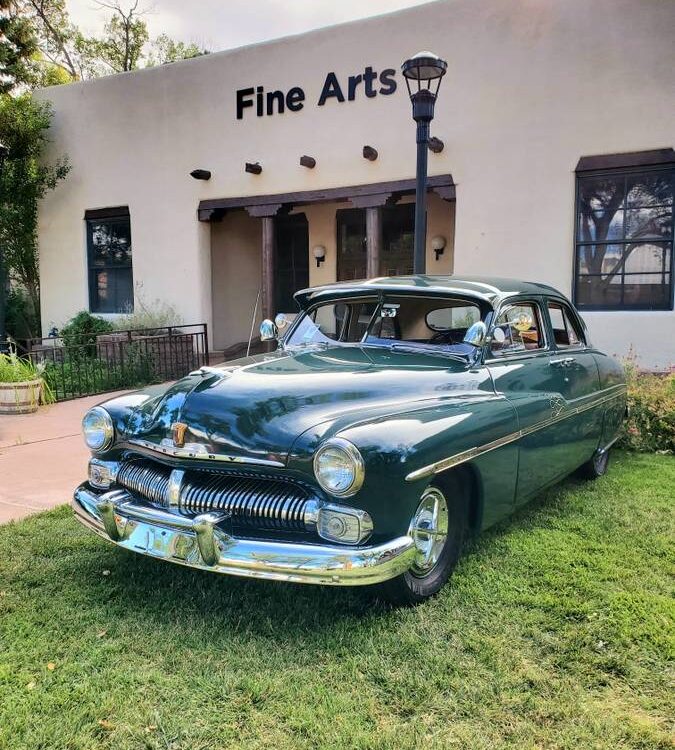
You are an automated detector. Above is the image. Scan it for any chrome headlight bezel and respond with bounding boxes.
[82,406,115,453]
[312,437,365,498]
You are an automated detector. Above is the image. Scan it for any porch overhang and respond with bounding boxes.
[197,174,455,222]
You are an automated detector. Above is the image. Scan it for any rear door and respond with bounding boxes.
[544,299,601,471]
[486,298,567,504]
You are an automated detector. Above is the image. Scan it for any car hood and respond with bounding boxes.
[116,345,492,464]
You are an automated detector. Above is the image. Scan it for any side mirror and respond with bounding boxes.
[463,321,488,347]
[274,313,289,331]
[259,319,278,341]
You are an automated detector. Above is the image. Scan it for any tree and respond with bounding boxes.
[146,33,208,67]
[0,94,69,337]
[0,1,39,92]
[76,1,149,76]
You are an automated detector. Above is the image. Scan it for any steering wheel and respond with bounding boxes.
[429,330,461,345]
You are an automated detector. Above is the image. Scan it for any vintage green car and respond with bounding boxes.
[73,276,626,604]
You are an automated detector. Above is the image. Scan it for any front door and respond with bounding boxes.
[275,213,309,313]
[486,298,566,505]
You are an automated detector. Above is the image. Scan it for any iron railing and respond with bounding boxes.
[20,323,209,401]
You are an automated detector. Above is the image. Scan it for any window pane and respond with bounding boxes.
[578,174,626,212]
[490,303,544,356]
[90,220,132,267]
[578,244,623,275]
[336,209,366,281]
[625,206,673,239]
[87,210,133,313]
[381,204,414,276]
[578,210,624,242]
[626,171,674,207]
[91,267,133,313]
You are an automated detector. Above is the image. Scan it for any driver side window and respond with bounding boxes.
[490,302,545,356]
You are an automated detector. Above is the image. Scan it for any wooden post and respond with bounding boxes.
[366,206,382,279]
[261,215,275,321]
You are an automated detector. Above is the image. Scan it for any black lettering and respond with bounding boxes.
[363,66,378,98]
[286,86,305,112]
[347,74,362,101]
[318,72,345,106]
[256,86,264,116]
[236,87,254,120]
[266,90,285,115]
[379,68,397,95]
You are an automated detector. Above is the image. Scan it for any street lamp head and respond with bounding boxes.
[402,51,447,83]
[402,51,447,124]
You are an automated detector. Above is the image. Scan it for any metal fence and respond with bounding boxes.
[20,323,209,401]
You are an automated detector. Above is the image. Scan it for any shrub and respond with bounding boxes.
[0,351,55,404]
[59,311,114,357]
[113,296,183,334]
[618,361,675,454]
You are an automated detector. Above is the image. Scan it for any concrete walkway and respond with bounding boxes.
[0,391,131,523]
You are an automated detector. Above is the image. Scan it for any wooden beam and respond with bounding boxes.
[197,174,455,221]
[366,207,382,279]
[261,216,275,321]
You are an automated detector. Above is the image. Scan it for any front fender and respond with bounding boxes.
[288,394,519,540]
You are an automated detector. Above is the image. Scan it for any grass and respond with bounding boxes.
[0,452,673,749]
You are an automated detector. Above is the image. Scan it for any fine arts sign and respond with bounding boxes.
[236,66,398,120]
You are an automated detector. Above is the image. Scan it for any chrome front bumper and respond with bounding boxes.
[72,485,416,586]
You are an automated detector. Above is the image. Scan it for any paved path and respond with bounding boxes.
[0,391,131,523]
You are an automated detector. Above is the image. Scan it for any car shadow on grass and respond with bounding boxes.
[57,470,597,638]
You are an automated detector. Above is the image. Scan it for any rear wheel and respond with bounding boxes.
[577,448,611,480]
[377,475,468,606]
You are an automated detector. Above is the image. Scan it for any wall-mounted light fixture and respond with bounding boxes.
[363,145,378,161]
[431,235,447,261]
[313,245,326,267]
[190,169,211,180]
[300,155,316,169]
[245,162,262,175]
[428,137,444,154]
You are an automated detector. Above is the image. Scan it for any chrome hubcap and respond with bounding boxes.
[409,487,449,577]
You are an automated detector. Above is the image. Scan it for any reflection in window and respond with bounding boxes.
[575,166,674,310]
[548,303,585,348]
[490,303,545,356]
[86,208,133,313]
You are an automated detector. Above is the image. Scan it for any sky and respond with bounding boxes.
[66,0,437,53]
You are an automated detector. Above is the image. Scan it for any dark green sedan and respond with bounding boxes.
[73,276,626,604]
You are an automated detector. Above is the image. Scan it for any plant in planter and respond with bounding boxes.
[0,351,55,414]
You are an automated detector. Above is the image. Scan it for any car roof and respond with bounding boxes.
[294,275,566,309]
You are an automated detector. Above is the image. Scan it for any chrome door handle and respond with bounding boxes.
[550,357,576,368]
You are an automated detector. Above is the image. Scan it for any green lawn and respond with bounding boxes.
[1,453,673,750]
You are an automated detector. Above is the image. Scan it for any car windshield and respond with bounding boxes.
[285,296,486,357]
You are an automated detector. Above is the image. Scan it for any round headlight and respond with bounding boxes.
[82,407,115,452]
[313,438,365,498]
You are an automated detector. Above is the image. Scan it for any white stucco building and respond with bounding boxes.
[36,0,675,368]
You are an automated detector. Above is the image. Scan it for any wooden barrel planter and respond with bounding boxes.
[0,379,42,414]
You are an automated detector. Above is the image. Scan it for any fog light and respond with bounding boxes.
[316,503,373,545]
[88,459,119,489]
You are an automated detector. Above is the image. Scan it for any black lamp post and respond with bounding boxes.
[0,140,9,354]
[402,51,447,275]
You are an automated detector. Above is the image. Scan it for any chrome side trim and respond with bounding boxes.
[128,438,285,468]
[72,486,415,586]
[405,384,627,482]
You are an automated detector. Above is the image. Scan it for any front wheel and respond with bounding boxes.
[377,475,468,606]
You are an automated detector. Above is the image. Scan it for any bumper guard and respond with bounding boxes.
[72,485,415,586]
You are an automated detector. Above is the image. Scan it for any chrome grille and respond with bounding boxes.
[116,458,313,531]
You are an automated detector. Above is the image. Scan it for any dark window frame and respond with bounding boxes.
[85,207,134,314]
[573,160,675,312]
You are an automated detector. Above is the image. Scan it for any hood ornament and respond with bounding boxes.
[171,422,188,448]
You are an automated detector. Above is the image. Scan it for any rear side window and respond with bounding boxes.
[548,302,586,348]
[490,302,545,356]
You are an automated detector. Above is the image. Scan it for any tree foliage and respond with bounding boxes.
[3,0,210,84]
[0,94,69,336]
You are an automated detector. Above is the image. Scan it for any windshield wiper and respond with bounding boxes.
[382,343,470,362]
